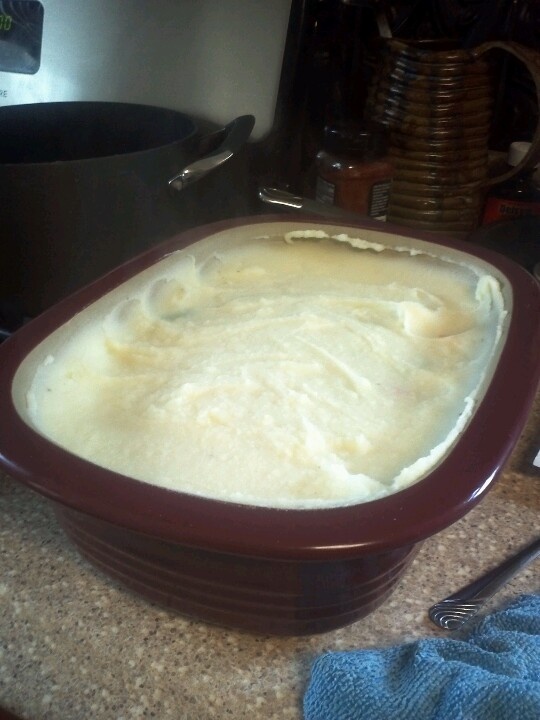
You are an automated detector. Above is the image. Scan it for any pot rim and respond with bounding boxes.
[0,100,200,167]
[1,215,539,560]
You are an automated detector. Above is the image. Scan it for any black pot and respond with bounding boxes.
[0,101,254,318]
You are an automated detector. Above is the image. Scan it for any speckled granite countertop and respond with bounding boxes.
[1,396,539,720]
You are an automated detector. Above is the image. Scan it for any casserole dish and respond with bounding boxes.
[1,216,538,635]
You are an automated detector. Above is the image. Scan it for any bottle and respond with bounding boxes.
[482,141,540,225]
[315,121,393,220]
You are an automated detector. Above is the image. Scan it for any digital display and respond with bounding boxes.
[0,14,13,31]
[0,0,43,75]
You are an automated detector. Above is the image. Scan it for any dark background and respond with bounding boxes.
[279,0,540,192]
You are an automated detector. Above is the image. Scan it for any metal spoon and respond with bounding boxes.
[428,535,540,630]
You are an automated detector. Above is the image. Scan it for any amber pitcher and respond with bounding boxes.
[366,40,540,232]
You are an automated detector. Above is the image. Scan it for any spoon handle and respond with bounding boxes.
[428,535,540,630]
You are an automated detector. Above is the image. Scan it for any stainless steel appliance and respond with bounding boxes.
[0,0,293,140]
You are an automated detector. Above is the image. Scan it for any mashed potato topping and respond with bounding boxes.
[26,232,505,508]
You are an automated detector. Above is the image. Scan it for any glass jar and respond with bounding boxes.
[482,141,540,225]
[315,121,393,220]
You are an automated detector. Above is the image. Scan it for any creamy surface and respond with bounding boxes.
[26,233,505,508]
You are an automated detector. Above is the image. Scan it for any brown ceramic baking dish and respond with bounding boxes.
[1,216,539,636]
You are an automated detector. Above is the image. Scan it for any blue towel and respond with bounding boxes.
[304,594,540,720]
